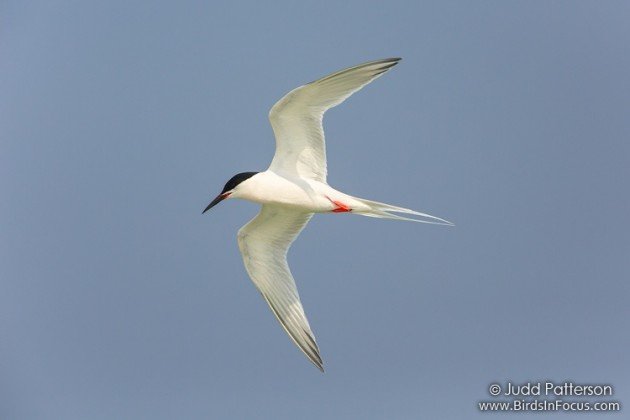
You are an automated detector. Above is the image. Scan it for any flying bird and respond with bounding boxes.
[203,58,452,371]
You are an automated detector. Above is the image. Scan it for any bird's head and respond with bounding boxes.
[202,171,259,213]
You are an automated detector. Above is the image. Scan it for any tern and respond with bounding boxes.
[203,58,452,371]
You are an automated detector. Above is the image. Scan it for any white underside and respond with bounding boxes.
[231,170,367,213]
[222,58,452,371]
[232,169,452,372]
[232,170,453,225]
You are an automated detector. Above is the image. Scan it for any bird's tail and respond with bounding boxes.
[353,197,454,226]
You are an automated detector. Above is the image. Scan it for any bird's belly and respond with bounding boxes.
[242,174,327,212]
[261,190,321,211]
[263,185,355,213]
[241,172,357,213]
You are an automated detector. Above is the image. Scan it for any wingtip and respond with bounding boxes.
[379,57,402,66]
[383,57,402,65]
[308,345,325,373]
[312,358,325,373]
[374,57,402,73]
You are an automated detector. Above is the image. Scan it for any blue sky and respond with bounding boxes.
[1,1,629,419]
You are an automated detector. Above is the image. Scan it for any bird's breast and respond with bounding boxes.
[240,171,331,212]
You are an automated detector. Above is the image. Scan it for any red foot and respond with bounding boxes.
[326,196,352,213]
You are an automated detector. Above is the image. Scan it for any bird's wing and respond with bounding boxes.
[268,57,401,182]
[237,205,322,371]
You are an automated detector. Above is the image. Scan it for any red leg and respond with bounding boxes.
[326,196,352,213]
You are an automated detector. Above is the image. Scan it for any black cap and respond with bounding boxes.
[202,171,259,214]
[220,172,259,194]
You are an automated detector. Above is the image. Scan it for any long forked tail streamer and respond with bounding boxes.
[355,198,454,226]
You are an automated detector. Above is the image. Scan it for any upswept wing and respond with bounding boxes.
[237,205,322,370]
[268,58,401,182]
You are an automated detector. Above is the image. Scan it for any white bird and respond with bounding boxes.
[203,58,452,372]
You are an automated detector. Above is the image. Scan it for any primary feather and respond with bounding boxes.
[268,58,401,182]
[207,58,452,371]
[237,205,322,370]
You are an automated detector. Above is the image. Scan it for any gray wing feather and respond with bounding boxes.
[237,205,322,371]
[268,58,401,182]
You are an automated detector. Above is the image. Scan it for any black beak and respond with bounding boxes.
[202,192,230,214]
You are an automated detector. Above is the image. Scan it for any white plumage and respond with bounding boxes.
[204,58,452,371]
